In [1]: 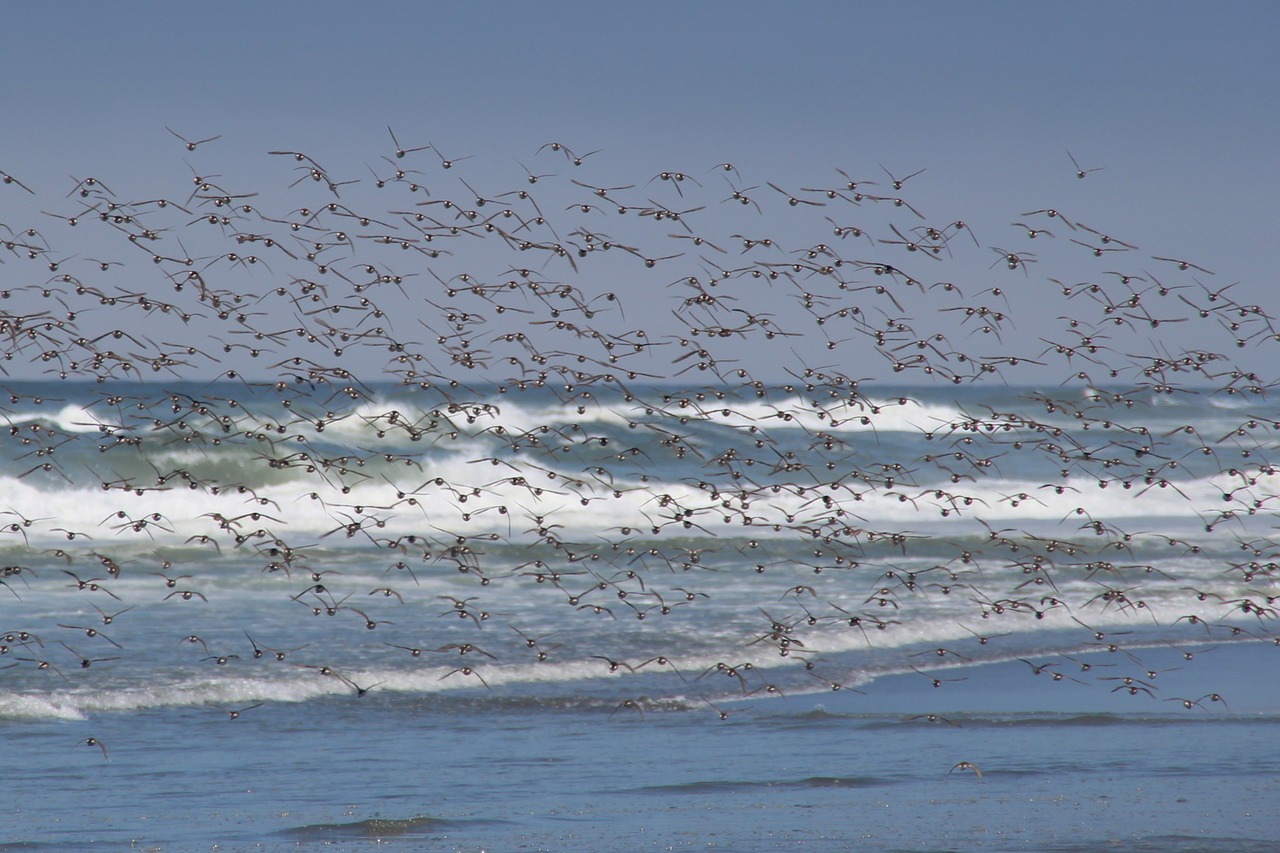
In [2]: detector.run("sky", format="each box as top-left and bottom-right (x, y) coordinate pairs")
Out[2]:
(1, 2), (1277, 385)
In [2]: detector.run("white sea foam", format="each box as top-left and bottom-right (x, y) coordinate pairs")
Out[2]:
(2, 403), (121, 433)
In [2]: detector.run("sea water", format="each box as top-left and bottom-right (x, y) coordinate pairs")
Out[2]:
(2, 379), (1278, 851)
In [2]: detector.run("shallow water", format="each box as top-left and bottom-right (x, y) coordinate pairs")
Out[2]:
(4, 641), (1278, 852)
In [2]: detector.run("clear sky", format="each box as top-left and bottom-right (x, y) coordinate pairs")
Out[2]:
(2, 2), (1277, 384)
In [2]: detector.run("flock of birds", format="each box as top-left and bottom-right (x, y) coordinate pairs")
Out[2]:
(1, 129), (1278, 761)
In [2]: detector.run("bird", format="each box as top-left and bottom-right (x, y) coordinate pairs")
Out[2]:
(1067, 150), (1105, 179)
(214, 702), (264, 720)
(77, 737), (109, 759)
(166, 127), (222, 152)
(0, 125), (1269, 755)
(946, 761), (982, 780)
(609, 699), (646, 721)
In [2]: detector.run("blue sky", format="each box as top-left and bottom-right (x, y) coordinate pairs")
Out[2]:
(1, 2), (1277, 383)
(8, 3), (1272, 165)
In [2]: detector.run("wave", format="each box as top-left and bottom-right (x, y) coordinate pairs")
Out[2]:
(277, 815), (489, 841)
(3, 631), (1260, 722)
(632, 775), (891, 795)
(1, 403), (122, 434)
(0, 459), (1267, 553)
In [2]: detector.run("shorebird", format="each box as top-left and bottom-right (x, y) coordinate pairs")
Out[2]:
(0, 127), (1271, 738)
(946, 761), (982, 780)
(77, 737), (109, 759)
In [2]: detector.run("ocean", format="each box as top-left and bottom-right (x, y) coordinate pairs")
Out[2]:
(2, 380), (1278, 852)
